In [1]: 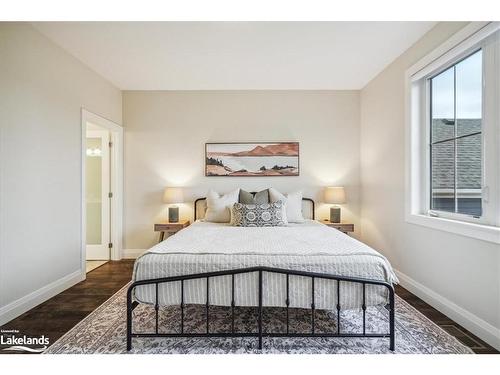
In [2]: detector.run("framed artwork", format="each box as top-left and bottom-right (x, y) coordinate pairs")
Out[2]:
(205, 142), (299, 176)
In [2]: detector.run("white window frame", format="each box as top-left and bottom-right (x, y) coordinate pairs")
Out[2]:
(405, 22), (500, 244)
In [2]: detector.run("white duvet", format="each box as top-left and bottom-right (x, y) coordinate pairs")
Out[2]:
(132, 220), (397, 310)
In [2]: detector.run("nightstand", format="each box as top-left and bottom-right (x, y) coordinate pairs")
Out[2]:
(321, 220), (354, 234)
(154, 220), (190, 243)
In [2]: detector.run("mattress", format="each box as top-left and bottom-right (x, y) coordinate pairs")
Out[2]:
(132, 220), (398, 310)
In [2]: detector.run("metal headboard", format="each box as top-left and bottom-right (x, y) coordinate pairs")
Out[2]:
(194, 192), (315, 221)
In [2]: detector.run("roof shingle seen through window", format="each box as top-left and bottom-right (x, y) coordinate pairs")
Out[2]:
(431, 119), (481, 190)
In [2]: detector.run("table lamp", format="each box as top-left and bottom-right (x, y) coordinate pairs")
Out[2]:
(324, 186), (346, 223)
(163, 187), (184, 223)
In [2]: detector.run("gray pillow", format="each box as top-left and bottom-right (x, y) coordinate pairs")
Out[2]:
(239, 189), (269, 204)
(231, 201), (285, 227)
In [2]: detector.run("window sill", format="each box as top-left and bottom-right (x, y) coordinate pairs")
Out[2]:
(405, 213), (500, 244)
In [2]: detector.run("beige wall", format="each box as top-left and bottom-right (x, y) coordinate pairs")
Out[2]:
(0, 23), (122, 322)
(123, 91), (360, 249)
(360, 22), (500, 348)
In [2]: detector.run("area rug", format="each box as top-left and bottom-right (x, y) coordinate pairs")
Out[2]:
(44, 283), (473, 354)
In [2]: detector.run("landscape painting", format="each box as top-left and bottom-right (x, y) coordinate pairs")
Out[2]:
(205, 142), (299, 176)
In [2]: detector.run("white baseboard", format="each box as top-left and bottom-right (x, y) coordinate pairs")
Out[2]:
(395, 269), (500, 351)
(0, 270), (84, 326)
(122, 248), (146, 259)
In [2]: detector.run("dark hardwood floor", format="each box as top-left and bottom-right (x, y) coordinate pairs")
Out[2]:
(395, 285), (497, 354)
(1, 260), (497, 354)
(0, 260), (134, 354)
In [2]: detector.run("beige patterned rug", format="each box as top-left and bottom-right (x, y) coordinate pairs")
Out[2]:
(44, 283), (473, 354)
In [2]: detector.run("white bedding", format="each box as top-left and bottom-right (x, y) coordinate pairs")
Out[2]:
(132, 220), (398, 310)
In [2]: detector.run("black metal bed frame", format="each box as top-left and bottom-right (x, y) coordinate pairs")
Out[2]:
(126, 196), (395, 351)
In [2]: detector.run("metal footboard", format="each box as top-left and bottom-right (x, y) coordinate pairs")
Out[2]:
(126, 266), (395, 351)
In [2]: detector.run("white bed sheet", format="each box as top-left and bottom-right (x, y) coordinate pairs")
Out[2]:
(132, 220), (397, 310)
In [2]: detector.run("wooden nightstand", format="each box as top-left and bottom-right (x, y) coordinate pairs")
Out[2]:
(321, 220), (354, 234)
(154, 220), (190, 243)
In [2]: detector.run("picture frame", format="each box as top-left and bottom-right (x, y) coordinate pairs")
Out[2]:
(205, 142), (300, 177)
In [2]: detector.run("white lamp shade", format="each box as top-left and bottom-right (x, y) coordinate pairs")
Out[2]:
(324, 186), (346, 204)
(163, 187), (184, 204)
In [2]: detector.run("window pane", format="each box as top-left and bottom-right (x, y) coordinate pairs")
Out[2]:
(431, 140), (455, 213)
(86, 137), (102, 245)
(431, 67), (455, 143)
(456, 50), (482, 137)
(432, 119), (455, 143)
(457, 133), (482, 216)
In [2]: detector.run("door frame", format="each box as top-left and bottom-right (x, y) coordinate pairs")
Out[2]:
(81, 108), (123, 278)
(85, 129), (111, 261)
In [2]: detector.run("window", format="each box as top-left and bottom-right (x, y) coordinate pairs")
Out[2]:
(406, 22), (500, 243)
(430, 50), (483, 217)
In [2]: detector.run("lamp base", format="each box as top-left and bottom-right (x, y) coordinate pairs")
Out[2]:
(168, 207), (179, 223)
(330, 207), (341, 223)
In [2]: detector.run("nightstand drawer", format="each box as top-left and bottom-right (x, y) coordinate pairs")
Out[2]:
(329, 224), (354, 232)
(154, 223), (188, 232)
(321, 221), (354, 233)
(154, 220), (190, 243)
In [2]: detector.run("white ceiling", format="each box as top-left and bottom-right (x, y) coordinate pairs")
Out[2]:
(33, 22), (436, 90)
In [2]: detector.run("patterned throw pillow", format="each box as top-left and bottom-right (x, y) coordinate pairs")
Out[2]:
(231, 201), (286, 227)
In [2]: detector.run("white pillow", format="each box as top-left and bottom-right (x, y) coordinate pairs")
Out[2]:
(268, 188), (304, 223)
(204, 189), (240, 223)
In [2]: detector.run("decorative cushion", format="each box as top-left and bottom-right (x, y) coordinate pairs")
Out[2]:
(231, 201), (286, 227)
(268, 188), (304, 223)
(204, 189), (240, 223)
(239, 189), (269, 204)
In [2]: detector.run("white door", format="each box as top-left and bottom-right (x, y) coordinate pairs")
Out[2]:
(85, 130), (110, 260)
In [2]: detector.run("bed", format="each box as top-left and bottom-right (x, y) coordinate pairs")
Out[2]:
(127, 196), (397, 351)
